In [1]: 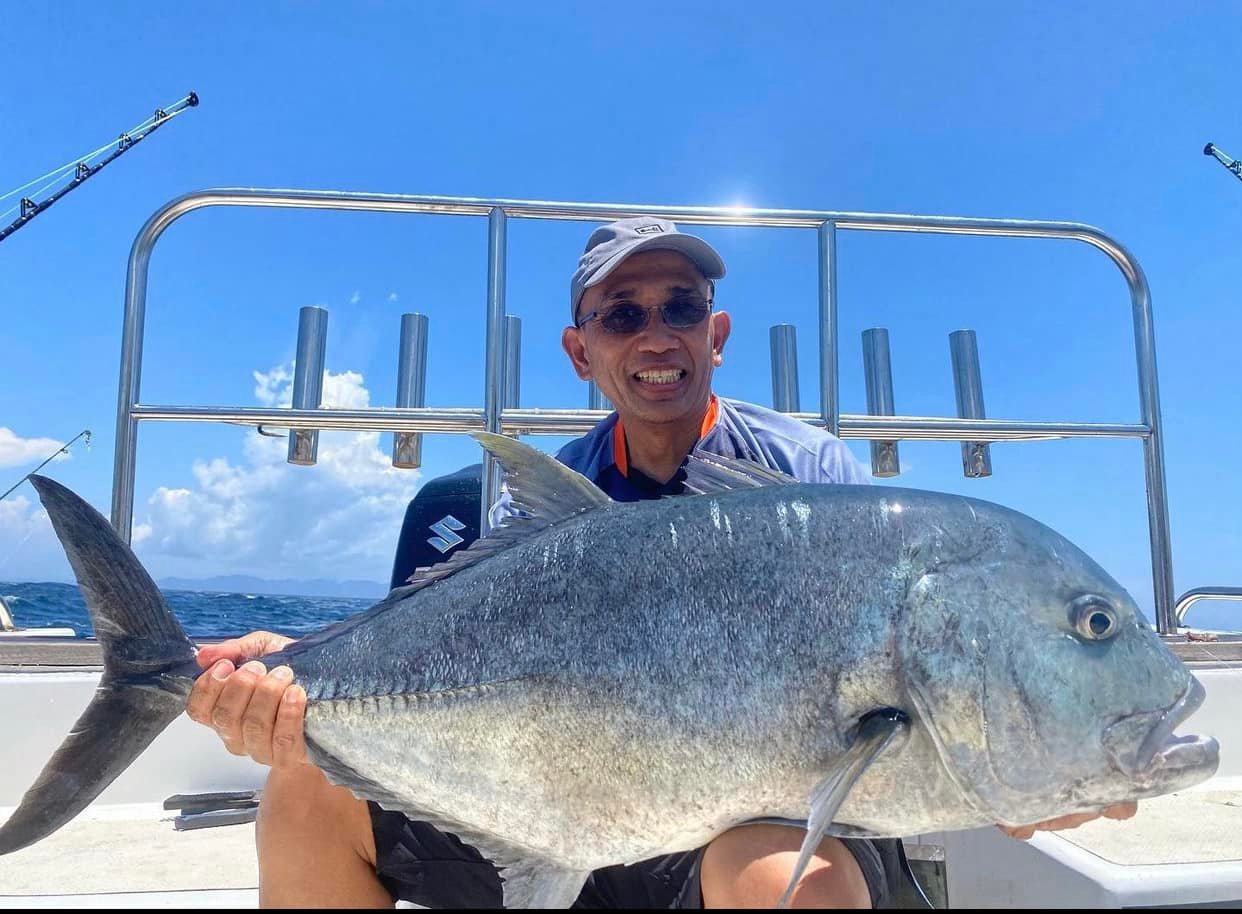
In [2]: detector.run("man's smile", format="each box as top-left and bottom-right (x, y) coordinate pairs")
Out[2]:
(633, 368), (687, 385)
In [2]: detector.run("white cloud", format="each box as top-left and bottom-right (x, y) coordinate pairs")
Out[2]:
(0, 428), (66, 469)
(253, 365), (293, 406)
(134, 365), (421, 583)
(0, 494), (70, 582)
(387, 292), (398, 303)
(349, 290), (361, 305)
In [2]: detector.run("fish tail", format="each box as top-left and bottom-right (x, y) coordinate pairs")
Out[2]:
(0, 476), (197, 855)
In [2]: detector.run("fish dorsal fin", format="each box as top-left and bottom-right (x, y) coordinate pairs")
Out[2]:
(385, 433), (611, 597)
(681, 452), (799, 496)
(288, 436), (613, 652)
(472, 431), (611, 521)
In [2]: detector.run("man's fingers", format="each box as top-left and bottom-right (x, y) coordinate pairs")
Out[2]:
(196, 639), (246, 670)
(187, 659), (235, 725)
(1103, 801), (1138, 821)
(240, 665), (295, 765)
(196, 631), (294, 669)
(999, 824), (1036, 840)
(210, 660), (266, 756)
(1040, 812), (1100, 831)
(246, 631), (295, 655)
(272, 685), (310, 768)
(1001, 802), (1140, 841)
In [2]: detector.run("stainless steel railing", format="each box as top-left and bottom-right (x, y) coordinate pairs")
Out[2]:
(110, 188), (1179, 631)
(1176, 588), (1242, 626)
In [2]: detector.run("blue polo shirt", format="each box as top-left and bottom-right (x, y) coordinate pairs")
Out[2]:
(490, 396), (868, 526)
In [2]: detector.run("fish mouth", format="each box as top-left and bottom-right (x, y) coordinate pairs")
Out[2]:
(1104, 677), (1219, 784)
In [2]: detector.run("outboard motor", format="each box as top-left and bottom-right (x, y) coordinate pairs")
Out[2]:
(389, 463), (484, 589)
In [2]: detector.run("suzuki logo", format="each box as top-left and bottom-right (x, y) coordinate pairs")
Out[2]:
(427, 515), (466, 553)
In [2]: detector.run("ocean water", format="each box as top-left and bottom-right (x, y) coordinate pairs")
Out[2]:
(0, 581), (375, 639)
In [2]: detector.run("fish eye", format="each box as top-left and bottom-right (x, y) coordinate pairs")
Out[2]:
(1070, 594), (1120, 641)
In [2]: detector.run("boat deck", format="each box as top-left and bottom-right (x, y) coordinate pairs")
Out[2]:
(0, 804), (257, 907)
(2, 787), (1239, 907)
(1055, 785), (1242, 866)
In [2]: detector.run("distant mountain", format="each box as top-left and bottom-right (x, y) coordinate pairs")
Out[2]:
(158, 575), (387, 600)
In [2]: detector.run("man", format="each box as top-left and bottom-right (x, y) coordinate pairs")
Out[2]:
(189, 217), (1135, 908)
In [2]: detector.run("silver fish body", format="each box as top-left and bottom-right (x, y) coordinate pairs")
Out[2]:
(0, 435), (1218, 907)
(280, 481), (1212, 869)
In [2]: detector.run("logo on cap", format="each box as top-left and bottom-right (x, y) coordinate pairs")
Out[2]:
(634, 224), (664, 235)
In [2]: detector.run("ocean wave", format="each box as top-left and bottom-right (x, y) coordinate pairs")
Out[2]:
(0, 581), (372, 639)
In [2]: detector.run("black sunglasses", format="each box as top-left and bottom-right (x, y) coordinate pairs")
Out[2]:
(575, 295), (713, 335)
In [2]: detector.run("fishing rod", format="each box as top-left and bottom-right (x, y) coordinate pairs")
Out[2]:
(0, 429), (91, 503)
(1204, 143), (1242, 184)
(0, 92), (198, 244)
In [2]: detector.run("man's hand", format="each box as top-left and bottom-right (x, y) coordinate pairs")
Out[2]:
(999, 801), (1138, 840)
(187, 630), (309, 768)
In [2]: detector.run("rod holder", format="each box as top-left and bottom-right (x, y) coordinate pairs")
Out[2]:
(588, 380), (613, 412)
(503, 315), (521, 410)
(392, 313), (430, 468)
(769, 323), (800, 413)
(950, 329), (992, 478)
(862, 328), (900, 477)
(287, 306), (328, 466)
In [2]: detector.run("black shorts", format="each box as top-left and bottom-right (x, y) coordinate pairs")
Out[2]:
(369, 804), (894, 908)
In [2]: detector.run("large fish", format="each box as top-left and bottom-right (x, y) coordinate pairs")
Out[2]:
(0, 433), (1219, 907)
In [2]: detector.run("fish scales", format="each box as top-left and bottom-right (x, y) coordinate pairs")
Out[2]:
(0, 435), (1218, 910)
(267, 486), (985, 864)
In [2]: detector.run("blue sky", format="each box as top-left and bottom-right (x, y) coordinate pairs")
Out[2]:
(1, 2), (1240, 629)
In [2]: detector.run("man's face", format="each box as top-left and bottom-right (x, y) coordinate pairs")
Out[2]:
(562, 250), (731, 428)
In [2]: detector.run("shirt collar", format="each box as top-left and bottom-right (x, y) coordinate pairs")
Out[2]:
(612, 394), (720, 477)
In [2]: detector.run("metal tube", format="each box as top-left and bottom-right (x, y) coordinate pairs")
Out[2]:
(287, 307), (328, 465)
(392, 313), (429, 469)
(769, 324), (800, 413)
(481, 207), (507, 535)
(135, 405), (485, 431)
(1174, 587), (1242, 625)
(504, 315), (521, 409)
(109, 187), (1178, 624)
(104, 186), (1175, 246)
(588, 381), (613, 412)
(128, 404), (1151, 441)
(862, 329), (900, 477)
(949, 330), (992, 478)
(111, 231), (154, 539)
(817, 222), (839, 437)
(1125, 259), (1176, 634)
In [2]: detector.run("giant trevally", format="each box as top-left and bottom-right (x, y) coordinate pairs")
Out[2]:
(0, 433), (1219, 907)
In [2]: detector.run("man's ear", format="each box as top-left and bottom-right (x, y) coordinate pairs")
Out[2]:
(562, 326), (593, 380)
(710, 311), (731, 368)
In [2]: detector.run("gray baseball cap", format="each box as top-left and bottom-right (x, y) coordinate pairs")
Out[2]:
(569, 217), (726, 321)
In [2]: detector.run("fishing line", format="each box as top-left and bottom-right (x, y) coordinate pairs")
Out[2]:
(0, 430), (92, 578)
(0, 93), (197, 244)
(0, 173), (74, 224)
(0, 93), (191, 205)
(0, 429), (92, 503)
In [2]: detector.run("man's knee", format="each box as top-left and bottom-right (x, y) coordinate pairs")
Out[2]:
(700, 824), (872, 909)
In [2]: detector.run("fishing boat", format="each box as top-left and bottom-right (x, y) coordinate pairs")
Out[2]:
(1, 189), (1238, 908)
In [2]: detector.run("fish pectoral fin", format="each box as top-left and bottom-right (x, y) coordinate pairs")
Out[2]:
(499, 859), (590, 909)
(777, 708), (911, 909)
